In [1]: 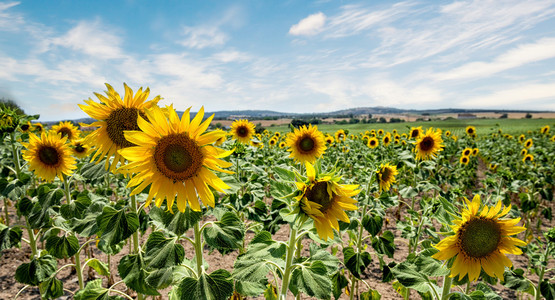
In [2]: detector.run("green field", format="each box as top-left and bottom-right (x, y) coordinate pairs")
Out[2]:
(269, 118), (555, 136)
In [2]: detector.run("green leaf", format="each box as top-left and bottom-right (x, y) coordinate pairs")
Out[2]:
(362, 214), (383, 237)
(149, 205), (202, 237)
(176, 269), (234, 300)
(502, 269), (531, 291)
(331, 270), (348, 300)
(360, 289), (382, 300)
(71, 201), (106, 237)
(146, 266), (179, 290)
(60, 190), (92, 220)
(371, 230), (395, 258)
(16, 196), (34, 217)
(203, 211), (245, 253)
(0, 225), (22, 253)
(74, 279), (125, 300)
(97, 206), (139, 246)
(118, 253), (160, 295)
(448, 291), (486, 300)
(39, 276), (63, 299)
(290, 261), (332, 300)
(263, 284), (279, 300)
(28, 187), (64, 229)
(80, 161), (109, 182)
(540, 280), (555, 300)
(309, 243), (339, 274)
(85, 258), (110, 277)
(413, 255), (450, 277)
(343, 247), (371, 279)
(475, 282), (502, 300)
(45, 235), (79, 259)
(144, 231), (185, 269)
(390, 261), (438, 294)
(15, 255), (57, 286)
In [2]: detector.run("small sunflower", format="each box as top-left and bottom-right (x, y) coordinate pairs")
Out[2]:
(414, 128), (444, 160)
(279, 141), (286, 149)
(377, 129), (384, 136)
(524, 138), (533, 149)
(274, 132), (281, 138)
(472, 148), (479, 156)
(269, 137), (277, 147)
(460, 156), (470, 165)
(286, 124), (326, 164)
(445, 130), (451, 137)
(367, 137), (379, 149)
(295, 162), (360, 240)
(52, 121), (80, 141)
(22, 132), (76, 182)
(409, 126), (423, 139)
(432, 195), (526, 282)
(382, 134), (392, 147)
(518, 134), (525, 143)
(522, 154), (533, 163)
(230, 119), (256, 144)
(33, 122), (43, 132)
(465, 126), (476, 137)
(462, 148), (472, 157)
(376, 163), (398, 192)
(325, 135), (334, 145)
(78, 83), (161, 172)
(551, 135), (555, 142)
(20, 121), (32, 133)
(520, 148), (527, 156)
(71, 139), (91, 159)
(335, 130), (346, 142)
(489, 163), (498, 171)
(251, 140), (264, 149)
(541, 125), (549, 135)
(119, 106), (233, 212)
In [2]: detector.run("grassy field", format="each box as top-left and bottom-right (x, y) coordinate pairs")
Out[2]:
(268, 118), (555, 136)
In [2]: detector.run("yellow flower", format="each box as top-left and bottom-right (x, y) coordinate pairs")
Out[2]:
(286, 124), (326, 164)
(460, 155), (470, 165)
(22, 131), (76, 182)
(19, 121), (32, 133)
(472, 148), (479, 156)
(466, 126), (476, 137)
(414, 128), (444, 160)
(118, 106), (233, 212)
(52, 121), (80, 141)
(541, 125), (549, 135)
(462, 148), (472, 157)
(518, 134), (525, 143)
(325, 135), (334, 145)
(382, 133), (392, 147)
(230, 119), (256, 144)
(335, 129), (346, 142)
(213, 129), (227, 146)
(489, 163), (498, 171)
(279, 141), (286, 149)
(269, 137), (278, 147)
(409, 126), (423, 139)
(445, 130), (451, 137)
(295, 162), (360, 240)
(33, 122), (43, 132)
(78, 83), (161, 172)
(524, 138), (533, 149)
(377, 129), (384, 136)
(71, 139), (91, 159)
(376, 163), (398, 192)
(522, 154), (533, 163)
(432, 195), (526, 282)
(520, 148), (527, 156)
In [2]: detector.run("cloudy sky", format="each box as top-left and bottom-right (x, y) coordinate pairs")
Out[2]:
(1, 0), (555, 121)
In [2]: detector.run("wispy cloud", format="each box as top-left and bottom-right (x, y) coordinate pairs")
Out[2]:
(461, 82), (555, 109)
(180, 26), (228, 49)
(289, 12), (326, 36)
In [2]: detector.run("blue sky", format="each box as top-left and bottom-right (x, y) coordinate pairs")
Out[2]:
(1, 0), (555, 121)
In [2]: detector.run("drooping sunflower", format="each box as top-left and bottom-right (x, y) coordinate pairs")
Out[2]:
(541, 125), (549, 135)
(460, 155), (470, 165)
(409, 126), (423, 139)
(118, 106), (233, 212)
(522, 154), (533, 163)
(71, 139), (91, 159)
(376, 163), (398, 192)
(295, 162), (360, 240)
(78, 83), (162, 172)
(382, 134), (392, 147)
(335, 129), (346, 142)
(465, 126), (476, 136)
(286, 124), (326, 164)
(52, 121), (80, 141)
(432, 195), (526, 282)
(472, 148), (479, 156)
(230, 119), (256, 144)
(414, 128), (444, 160)
(367, 137), (379, 149)
(524, 138), (533, 149)
(22, 132), (77, 182)
(462, 148), (472, 157)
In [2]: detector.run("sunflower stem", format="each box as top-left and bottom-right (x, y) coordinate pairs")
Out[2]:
(535, 243), (549, 300)
(3, 197), (9, 226)
(440, 275), (452, 300)
(74, 237), (85, 290)
(279, 226), (298, 300)
(9, 132), (21, 178)
(129, 194), (143, 300)
(63, 175), (72, 205)
(25, 217), (37, 258)
(193, 222), (204, 279)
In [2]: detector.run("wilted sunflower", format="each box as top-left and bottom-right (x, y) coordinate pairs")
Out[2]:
(71, 139), (91, 159)
(230, 119), (256, 144)
(119, 106), (233, 212)
(22, 132), (76, 182)
(335, 129), (346, 142)
(524, 138), (533, 149)
(465, 126), (476, 136)
(432, 195), (526, 282)
(409, 126), (423, 139)
(382, 134), (392, 147)
(522, 154), (533, 163)
(472, 148), (479, 156)
(376, 163), (398, 192)
(295, 162), (360, 240)
(286, 125), (326, 163)
(541, 125), (549, 135)
(460, 156), (470, 165)
(78, 83), (161, 172)
(414, 128), (444, 160)
(520, 148), (527, 156)
(52, 121), (80, 141)
(462, 148), (472, 157)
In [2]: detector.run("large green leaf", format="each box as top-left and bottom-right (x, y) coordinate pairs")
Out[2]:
(45, 235), (79, 259)
(39, 276), (63, 299)
(149, 205), (202, 237)
(28, 186), (64, 229)
(97, 206), (139, 246)
(390, 261), (440, 294)
(540, 280), (555, 300)
(71, 201), (107, 237)
(331, 270), (349, 300)
(60, 190), (92, 220)
(502, 269), (531, 292)
(343, 246), (371, 279)
(144, 231), (185, 269)
(290, 260), (332, 300)
(308, 243), (340, 274)
(203, 211), (245, 253)
(15, 255), (57, 286)
(74, 279), (125, 300)
(175, 269), (234, 300)
(0, 224), (22, 254)
(146, 266), (189, 290)
(85, 258), (111, 277)
(448, 291), (486, 300)
(475, 283), (502, 300)
(371, 230), (395, 258)
(118, 253), (160, 295)
(362, 214), (383, 237)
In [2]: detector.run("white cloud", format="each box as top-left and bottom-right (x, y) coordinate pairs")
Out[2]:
(289, 12), (326, 36)
(211, 50), (250, 63)
(180, 26), (228, 49)
(0, 1), (23, 31)
(461, 82), (555, 108)
(360, 79), (442, 106)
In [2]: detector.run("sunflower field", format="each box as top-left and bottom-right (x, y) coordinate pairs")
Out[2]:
(0, 83), (554, 300)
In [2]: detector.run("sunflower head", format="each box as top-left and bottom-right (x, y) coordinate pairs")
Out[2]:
(460, 155), (470, 165)
(432, 195), (526, 282)
(269, 137), (277, 146)
(541, 125), (549, 135)
(472, 148), (479, 156)
(78, 83), (162, 172)
(489, 163), (498, 171)
(382, 134), (392, 146)
(274, 132), (281, 137)
(279, 141), (286, 149)
(325, 135), (334, 145)
(465, 126), (476, 137)
(409, 126), (423, 139)
(0, 106), (20, 135)
(518, 134), (525, 143)
(334, 129), (346, 142)
(295, 162), (360, 240)
(20, 121), (32, 133)
(71, 139), (91, 159)
(551, 135), (555, 142)
(286, 124), (326, 164)
(119, 106), (233, 212)
(524, 138), (533, 149)
(462, 148), (472, 157)
(520, 148), (528, 156)
(230, 119), (256, 144)
(22, 132), (77, 182)
(523, 154), (533, 163)
(414, 128), (444, 160)
(377, 129), (384, 136)
(445, 130), (451, 137)
(51, 121), (80, 141)
(376, 163), (398, 192)
(33, 122), (44, 132)
(213, 129), (227, 146)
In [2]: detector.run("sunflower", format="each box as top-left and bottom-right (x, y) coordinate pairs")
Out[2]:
(33, 122), (43, 132)
(382, 134), (392, 147)
(414, 128), (444, 160)
(362, 135), (370, 143)
(409, 126), (423, 139)
(465, 126), (476, 136)
(22, 132), (76, 182)
(472, 148), (479, 156)
(551, 135), (555, 142)
(518, 135), (525, 143)
(20, 121), (32, 133)
(445, 130), (451, 137)
(460, 156), (470, 165)
(274, 132), (281, 138)
(524, 138), (533, 149)
(119, 106), (233, 212)
(52, 121), (80, 141)
(520, 148), (527, 156)
(541, 125), (549, 135)
(269, 137), (277, 147)
(335, 130), (346, 142)
(462, 148), (472, 157)
(325, 135), (334, 145)
(377, 129), (384, 136)
(432, 195), (526, 282)
(286, 124), (326, 164)
(78, 83), (161, 172)
(367, 137), (379, 149)
(251, 140), (264, 149)
(376, 163), (398, 192)
(522, 154), (533, 163)
(489, 163), (498, 171)
(279, 141), (286, 149)
(71, 139), (91, 159)
(230, 119), (256, 144)
(213, 129), (227, 146)
(295, 162), (360, 240)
